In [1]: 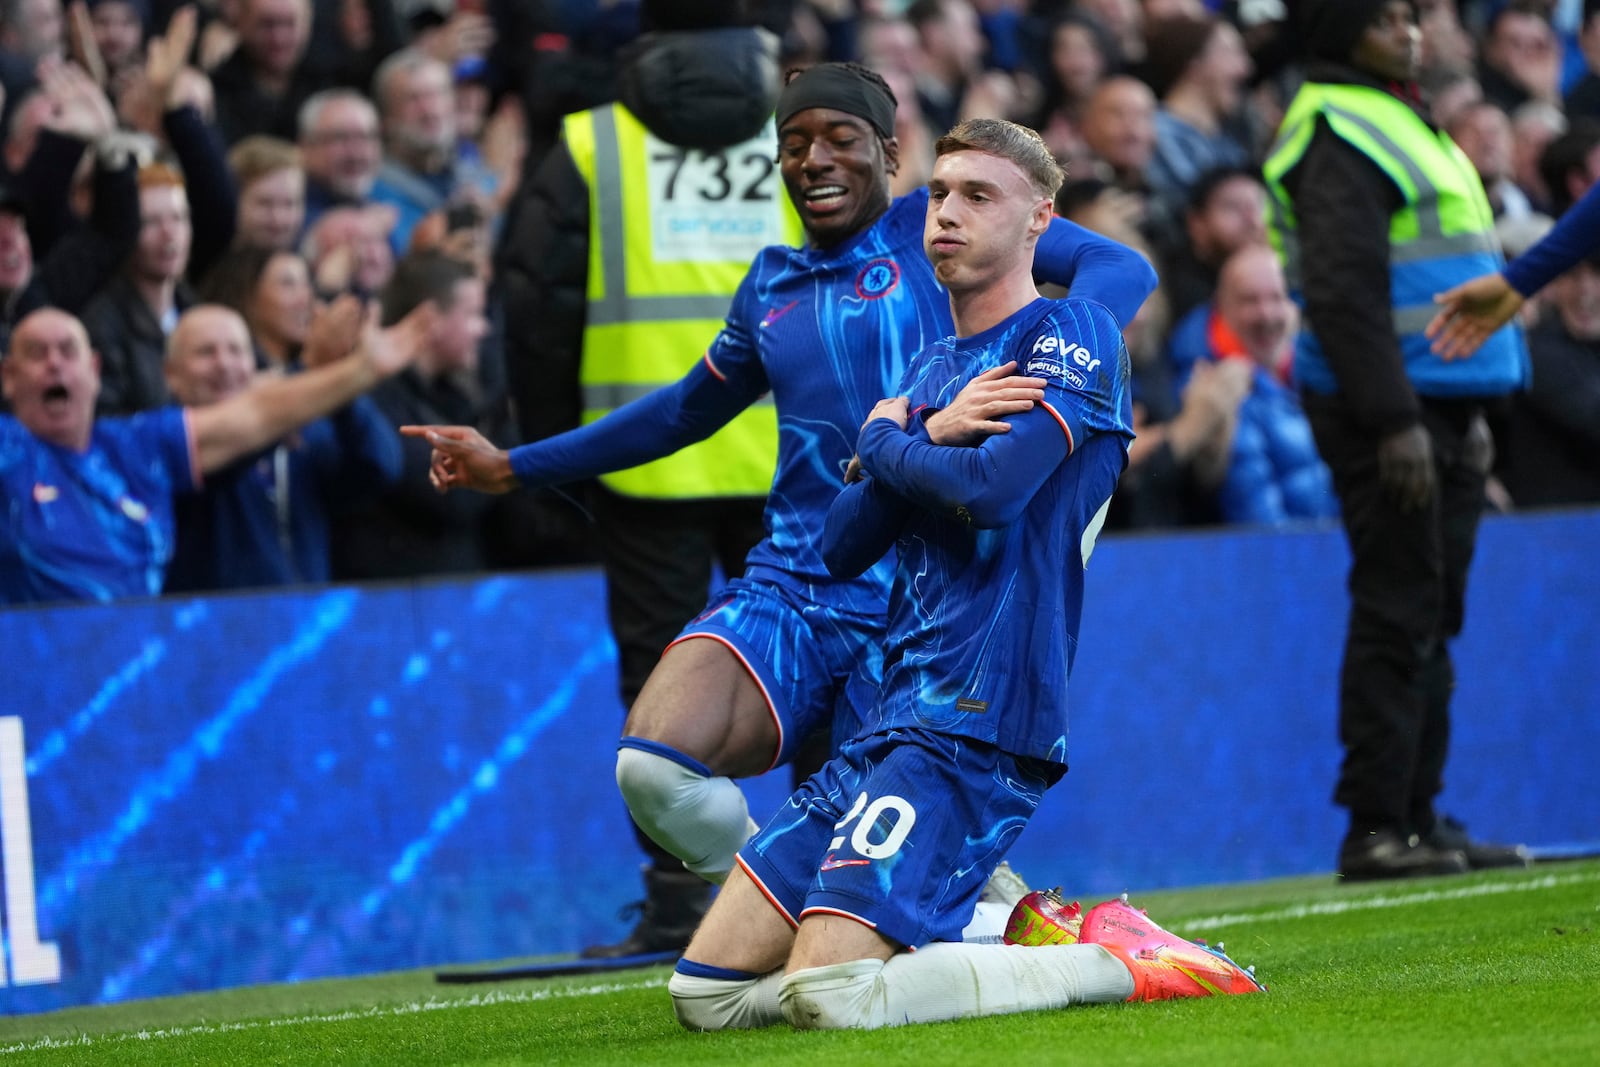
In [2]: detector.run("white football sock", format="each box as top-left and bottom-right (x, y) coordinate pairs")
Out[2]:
(615, 743), (759, 884)
(778, 942), (1135, 1030)
(669, 968), (785, 1030)
(960, 901), (1013, 944)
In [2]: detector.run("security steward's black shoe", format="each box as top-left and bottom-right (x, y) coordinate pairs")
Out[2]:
(580, 867), (711, 959)
(1338, 827), (1469, 882)
(1423, 815), (1533, 870)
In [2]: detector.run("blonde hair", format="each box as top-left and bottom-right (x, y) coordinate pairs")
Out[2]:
(934, 118), (1065, 199)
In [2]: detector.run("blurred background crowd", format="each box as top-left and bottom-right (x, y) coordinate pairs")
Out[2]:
(1, 0), (1596, 601)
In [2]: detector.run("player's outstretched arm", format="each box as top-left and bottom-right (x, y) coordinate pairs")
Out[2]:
(1426, 273), (1523, 360)
(924, 361), (1046, 446)
(474, 360), (757, 490)
(400, 424), (518, 494)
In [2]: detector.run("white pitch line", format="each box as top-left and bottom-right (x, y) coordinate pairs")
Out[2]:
(7, 868), (1597, 1054)
(1180, 868), (1600, 932)
(0, 974), (669, 1055)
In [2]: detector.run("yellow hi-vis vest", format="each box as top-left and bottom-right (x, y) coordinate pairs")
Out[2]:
(1263, 82), (1527, 397)
(564, 103), (801, 499)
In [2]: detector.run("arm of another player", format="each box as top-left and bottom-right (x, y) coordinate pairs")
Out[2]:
(1033, 216), (1159, 329)
(1429, 160), (1600, 358)
(1424, 273), (1523, 361)
(403, 357), (760, 494)
(820, 469), (913, 579)
(857, 393), (1074, 528)
(824, 398), (916, 577)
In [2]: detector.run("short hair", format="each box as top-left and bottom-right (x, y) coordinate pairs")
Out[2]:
(1185, 164), (1265, 216)
(297, 87), (374, 141)
(934, 118), (1064, 199)
(137, 160), (186, 191)
(227, 135), (301, 188)
(197, 244), (280, 317)
(371, 48), (442, 115)
(905, 0), (951, 32)
(1538, 118), (1600, 214)
(380, 249), (476, 326)
(1054, 176), (1113, 221)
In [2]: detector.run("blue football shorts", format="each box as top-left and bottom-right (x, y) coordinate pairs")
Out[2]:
(736, 727), (1056, 948)
(669, 576), (882, 770)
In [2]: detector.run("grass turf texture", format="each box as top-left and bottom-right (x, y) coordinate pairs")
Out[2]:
(3, 861), (1596, 1066)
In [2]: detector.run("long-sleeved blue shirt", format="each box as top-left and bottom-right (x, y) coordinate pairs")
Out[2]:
(1503, 180), (1600, 297)
(819, 297), (1134, 766)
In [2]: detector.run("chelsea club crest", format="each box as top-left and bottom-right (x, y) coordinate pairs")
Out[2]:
(854, 259), (900, 300)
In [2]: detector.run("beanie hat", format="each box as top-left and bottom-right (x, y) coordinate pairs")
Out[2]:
(640, 0), (747, 33)
(1295, 0), (1411, 65)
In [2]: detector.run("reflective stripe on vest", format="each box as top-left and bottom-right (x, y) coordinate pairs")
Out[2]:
(566, 104), (801, 498)
(1262, 83), (1527, 397)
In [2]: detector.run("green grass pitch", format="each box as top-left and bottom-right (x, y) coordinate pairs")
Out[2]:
(3, 860), (1596, 1066)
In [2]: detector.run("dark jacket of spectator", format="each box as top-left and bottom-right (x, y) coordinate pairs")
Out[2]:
(1, 145), (140, 355)
(164, 103), (239, 281)
(1501, 311), (1600, 506)
(82, 274), (196, 415)
(210, 47), (321, 146)
(330, 366), (511, 579)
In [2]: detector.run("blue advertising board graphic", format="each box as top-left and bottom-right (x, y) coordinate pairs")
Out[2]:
(1, 511), (1596, 1013)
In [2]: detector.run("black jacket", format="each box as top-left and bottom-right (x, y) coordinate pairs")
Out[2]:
(1278, 61), (1422, 436)
(330, 366), (514, 580)
(0, 145), (139, 358)
(82, 274), (196, 416)
(1501, 312), (1600, 507)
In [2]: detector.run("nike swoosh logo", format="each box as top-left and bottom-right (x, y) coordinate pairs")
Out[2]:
(760, 300), (799, 328)
(819, 852), (871, 871)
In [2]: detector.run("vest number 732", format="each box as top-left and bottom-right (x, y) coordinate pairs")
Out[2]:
(650, 148), (776, 203)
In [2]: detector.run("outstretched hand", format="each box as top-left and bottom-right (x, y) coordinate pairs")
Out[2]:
(359, 300), (435, 378)
(1426, 272), (1523, 360)
(925, 361), (1046, 446)
(37, 55), (117, 142)
(301, 293), (365, 368)
(146, 5), (198, 107)
(398, 424), (518, 495)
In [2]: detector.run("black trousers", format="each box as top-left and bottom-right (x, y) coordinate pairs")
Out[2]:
(590, 487), (771, 870)
(1305, 396), (1490, 832)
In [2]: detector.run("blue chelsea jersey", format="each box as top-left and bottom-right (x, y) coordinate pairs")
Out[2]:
(0, 408), (197, 605)
(705, 189), (953, 618)
(875, 297), (1133, 765)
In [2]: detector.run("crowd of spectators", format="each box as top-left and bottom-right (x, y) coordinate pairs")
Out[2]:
(1, 0), (1597, 606)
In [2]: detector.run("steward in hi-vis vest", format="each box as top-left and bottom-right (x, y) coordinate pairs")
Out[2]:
(564, 102), (801, 499)
(1268, 0), (1535, 885)
(1264, 80), (1528, 404)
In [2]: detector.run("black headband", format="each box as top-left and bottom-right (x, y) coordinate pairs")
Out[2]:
(776, 65), (897, 139)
